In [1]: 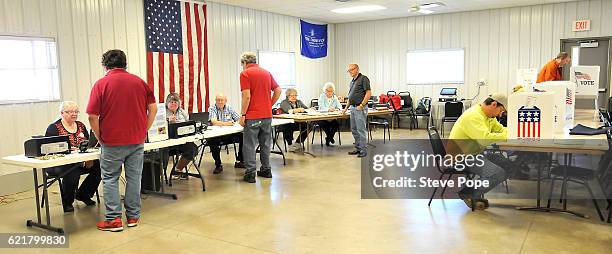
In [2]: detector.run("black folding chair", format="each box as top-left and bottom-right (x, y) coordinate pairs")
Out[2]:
(441, 101), (463, 137)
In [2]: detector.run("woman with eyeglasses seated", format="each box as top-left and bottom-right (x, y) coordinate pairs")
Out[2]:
(279, 88), (310, 152)
(317, 82), (342, 146)
(165, 93), (199, 178)
(45, 101), (101, 213)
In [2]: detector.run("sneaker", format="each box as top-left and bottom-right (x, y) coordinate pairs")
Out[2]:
(458, 192), (487, 210)
(213, 165), (223, 174)
(257, 170), (272, 178)
(289, 143), (303, 152)
(325, 138), (332, 147)
(97, 218), (123, 232)
(127, 218), (139, 227)
(357, 152), (367, 158)
(234, 161), (245, 168)
(243, 173), (256, 183)
(348, 150), (360, 155)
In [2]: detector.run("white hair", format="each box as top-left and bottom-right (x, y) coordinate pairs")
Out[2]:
(323, 82), (336, 93)
(59, 101), (78, 113)
(240, 51), (257, 64)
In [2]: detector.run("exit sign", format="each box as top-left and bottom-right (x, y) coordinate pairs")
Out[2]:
(573, 20), (591, 32)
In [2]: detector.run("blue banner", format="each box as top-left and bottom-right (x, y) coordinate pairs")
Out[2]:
(300, 20), (327, 59)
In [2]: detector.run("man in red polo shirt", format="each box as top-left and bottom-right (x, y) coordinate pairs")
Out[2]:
(87, 49), (157, 232)
(238, 51), (282, 183)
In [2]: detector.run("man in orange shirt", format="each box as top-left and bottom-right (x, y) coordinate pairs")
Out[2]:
(536, 52), (570, 83)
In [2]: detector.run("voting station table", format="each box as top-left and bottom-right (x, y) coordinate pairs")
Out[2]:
(0, 118), (294, 234)
(273, 109), (394, 156)
(495, 110), (609, 219)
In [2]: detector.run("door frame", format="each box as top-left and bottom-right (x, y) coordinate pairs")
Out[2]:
(560, 36), (612, 100)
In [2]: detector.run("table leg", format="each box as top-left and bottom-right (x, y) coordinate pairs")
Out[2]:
(516, 152), (589, 219)
(26, 168), (64, 234)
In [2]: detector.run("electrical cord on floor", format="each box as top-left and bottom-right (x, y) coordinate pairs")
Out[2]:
(0, 190), (35, 206)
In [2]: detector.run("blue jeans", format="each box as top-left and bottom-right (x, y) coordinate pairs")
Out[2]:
(350, 106), (368, 154)
(243, 118), (272, 175)
(100, 144), (144, 221)
(460, 154), (509, 198)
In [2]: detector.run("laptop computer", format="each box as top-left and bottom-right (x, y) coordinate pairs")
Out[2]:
(189, 112), (209, 132)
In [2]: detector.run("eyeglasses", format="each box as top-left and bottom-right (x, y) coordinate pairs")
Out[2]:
(63, 110), (79, 114)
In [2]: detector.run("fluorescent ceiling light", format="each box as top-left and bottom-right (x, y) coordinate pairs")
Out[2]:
(421, 2), (445, 9)
(417, 9), (435, 14)
(331, 5), (387, 14)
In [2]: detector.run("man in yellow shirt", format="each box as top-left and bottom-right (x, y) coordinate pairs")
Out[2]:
(449, 94), (509, 210)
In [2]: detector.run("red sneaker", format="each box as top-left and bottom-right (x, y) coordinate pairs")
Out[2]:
(127, 218), (139, 227)
(97, 218), (123, 232)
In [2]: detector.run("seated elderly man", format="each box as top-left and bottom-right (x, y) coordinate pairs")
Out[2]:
(207, 93), (245, 174)
(279, 88), (310, 151)
(45, 101), (101, 213)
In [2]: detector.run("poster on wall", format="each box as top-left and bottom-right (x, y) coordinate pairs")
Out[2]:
(508, 92), (555, 141)
(148, 103), (169, 142)
(516, 68), (538, 88)
(569, 65), (600, 98)
(300, 20), (328, 59)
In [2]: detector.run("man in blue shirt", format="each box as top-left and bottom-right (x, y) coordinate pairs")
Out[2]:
(208, 93), (244, 174)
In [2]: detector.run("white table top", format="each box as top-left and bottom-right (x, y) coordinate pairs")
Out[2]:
(496, 109), (609, 154)
(1, 118), (295, 172)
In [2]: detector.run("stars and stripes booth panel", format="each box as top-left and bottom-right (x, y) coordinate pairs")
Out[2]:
(508, 92), (555, 140)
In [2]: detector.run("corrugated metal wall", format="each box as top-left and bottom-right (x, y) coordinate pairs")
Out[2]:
(335, 0), (612, 103)
(0, 0), (335, 180)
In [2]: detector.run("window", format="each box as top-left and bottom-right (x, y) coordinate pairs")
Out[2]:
(0, 36), (60, 104)
(406, 49), (464, 85)
(258, 51), (296, 89)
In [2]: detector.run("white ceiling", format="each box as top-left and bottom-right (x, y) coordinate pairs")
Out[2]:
(206, 0), (577, 23)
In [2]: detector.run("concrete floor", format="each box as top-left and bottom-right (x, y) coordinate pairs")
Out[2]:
(0, 129), (610, 253)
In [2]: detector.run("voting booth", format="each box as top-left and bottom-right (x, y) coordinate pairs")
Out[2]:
(533, 81), (576, 132)
(508, 92), (555, 141)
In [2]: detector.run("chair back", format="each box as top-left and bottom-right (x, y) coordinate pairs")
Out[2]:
(310, 99), (319, 109)
(398, 92), (413, 109)
(444, 101), (464, 118)
(415, 97), (432, 114)
(427, 126), (446, 157)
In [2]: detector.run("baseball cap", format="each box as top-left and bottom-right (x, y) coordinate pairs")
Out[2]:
(488, 93), (507, 109)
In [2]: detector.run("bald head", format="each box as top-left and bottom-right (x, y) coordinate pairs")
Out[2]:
(347, 64), (360, 78)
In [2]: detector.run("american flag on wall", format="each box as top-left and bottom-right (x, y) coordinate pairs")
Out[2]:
(517, 106), (541, 139)
(144, 0), (209, 113)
